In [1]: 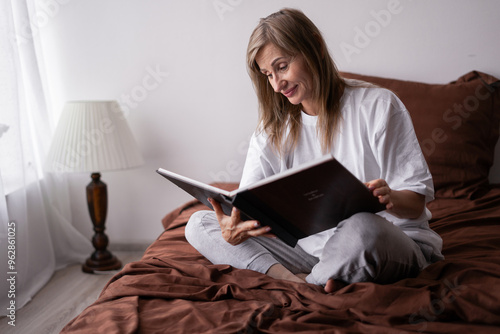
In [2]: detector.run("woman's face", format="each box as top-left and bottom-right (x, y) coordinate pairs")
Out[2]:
(255, 43), (318, 115)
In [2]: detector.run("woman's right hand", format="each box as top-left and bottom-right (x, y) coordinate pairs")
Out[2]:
(208, 198), (274, 246)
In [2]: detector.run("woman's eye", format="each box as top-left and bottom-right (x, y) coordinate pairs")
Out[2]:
(279, 64), (288, 72)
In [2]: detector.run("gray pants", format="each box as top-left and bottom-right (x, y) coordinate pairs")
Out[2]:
(185, 211), (427, 285)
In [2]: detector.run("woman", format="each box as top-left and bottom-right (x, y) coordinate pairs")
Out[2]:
(185, 8), (443, 292)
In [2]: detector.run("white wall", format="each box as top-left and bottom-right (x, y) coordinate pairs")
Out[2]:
(36, 0), (500, 246)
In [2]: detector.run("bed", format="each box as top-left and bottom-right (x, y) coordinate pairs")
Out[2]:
(61, 71), (500, 333)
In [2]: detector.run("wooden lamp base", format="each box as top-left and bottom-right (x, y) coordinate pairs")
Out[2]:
(82, 172), (122, 274)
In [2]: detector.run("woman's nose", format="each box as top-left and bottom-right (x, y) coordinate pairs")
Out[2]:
(272, 75), (285, 93)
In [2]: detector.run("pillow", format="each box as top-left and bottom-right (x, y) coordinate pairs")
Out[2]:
(341, 71), (500, 199)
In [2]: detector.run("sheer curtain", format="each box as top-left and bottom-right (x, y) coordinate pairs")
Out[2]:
(0, 0), (91, 315)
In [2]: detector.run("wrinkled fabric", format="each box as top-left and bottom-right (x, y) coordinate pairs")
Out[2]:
(62, 186), (500, 334)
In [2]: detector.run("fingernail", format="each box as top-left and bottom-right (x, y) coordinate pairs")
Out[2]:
(254, 222), (260, 228)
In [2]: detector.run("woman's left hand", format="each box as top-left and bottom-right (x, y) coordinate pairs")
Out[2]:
(365, 179), (394, 210)
(365, 179), (425, 219)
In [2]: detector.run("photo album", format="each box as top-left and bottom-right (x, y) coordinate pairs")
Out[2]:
(157, 154), (385, 247)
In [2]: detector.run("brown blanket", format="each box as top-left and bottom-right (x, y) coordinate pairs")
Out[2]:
(62, 186), (500, 333)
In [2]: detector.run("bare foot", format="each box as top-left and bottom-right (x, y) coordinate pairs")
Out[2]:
(267, 264), (306, 283)
(324, 279), (347, 293)
(296, 273), (308, 280)
(324, 279), (335, 293)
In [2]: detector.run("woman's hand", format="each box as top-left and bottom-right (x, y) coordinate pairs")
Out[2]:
(365, 179), (425, 219)
(208, 198), (274, 246)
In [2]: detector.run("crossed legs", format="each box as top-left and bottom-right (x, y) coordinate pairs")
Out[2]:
(185, 211), (427, 289)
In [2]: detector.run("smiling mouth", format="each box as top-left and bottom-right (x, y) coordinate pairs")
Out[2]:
(283, 85), (298, 98)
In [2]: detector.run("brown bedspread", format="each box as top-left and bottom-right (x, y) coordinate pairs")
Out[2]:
(62, 185), (500, 334)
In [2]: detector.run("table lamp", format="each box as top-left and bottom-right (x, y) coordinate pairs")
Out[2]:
(45, 100), (144, 274)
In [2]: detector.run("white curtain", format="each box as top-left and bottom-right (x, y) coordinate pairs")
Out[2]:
(0, 0), (91, 315)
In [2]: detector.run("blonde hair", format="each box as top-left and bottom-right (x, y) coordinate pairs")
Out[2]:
(247, 8), (346, 156)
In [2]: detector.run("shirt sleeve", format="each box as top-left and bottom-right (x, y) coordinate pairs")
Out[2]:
(239, 131), (277, 189)
(371, 93), (435, 203)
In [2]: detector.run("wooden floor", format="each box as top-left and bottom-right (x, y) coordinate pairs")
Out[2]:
(0, 250), (145, 334)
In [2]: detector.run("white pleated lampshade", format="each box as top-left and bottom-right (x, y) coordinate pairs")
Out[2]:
(45, 100), (144, 173)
